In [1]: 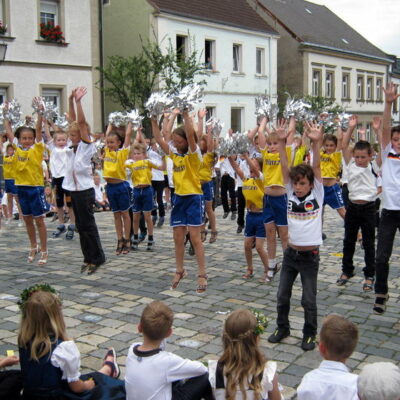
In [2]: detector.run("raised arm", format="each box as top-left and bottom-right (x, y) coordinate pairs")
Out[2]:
(286, 116), (296, 146)
(73, 87), (91, 143)
(151, 116), (169, 155)
(67, 90), (77, 123)
(372, 116), (382, 147)
(124, 122), (132, 148)
(336, 126), (343, 151)
(163, 109), (179, 143)
(135, 126), (145, 144)
(276, 119), (290, 184)
(228, 155), (245, 181)
(34, 99), (44, 143)
(257, 117), (268, 149)
(247, 125), (259, 143)
(341, 115), (357, 165)
(3, 102), (14, 142)
(206, 124), (214, 152)
(382, 82), (399, 148)
(243, 153), (260, 178)
(183, 110), (197, 153)
(305, 121), (323, 182)
(197, 109), (206, 140)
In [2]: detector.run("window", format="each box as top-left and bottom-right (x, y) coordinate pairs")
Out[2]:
(232, 44), (242, 73)
(0, 1), (3, 22)
(206, 106), (216, 118)
(367, 77), (373, 100)
(40, 0), (58, 25)
(231, 107), (243, 132)
(312, 70), (321, 96)
(325, 71), (334, 98)
(256, 47), (265, 75)
(0, 87), (6, 104)
(366, 123), (371, 142)
(102, 0), (110, 4)
(42, 88), (61, 109)
(394, 97), (399, 114)
(357, 76), (364, 100)
(204, 39), (215, 70)
(176, 35), (187, 61)
(342, 74), (350, 99)
(376, 78), (382, 101)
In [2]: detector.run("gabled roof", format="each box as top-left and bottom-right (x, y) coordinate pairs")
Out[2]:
(148, 0), (278, 35)
(257, 0), (390, 61)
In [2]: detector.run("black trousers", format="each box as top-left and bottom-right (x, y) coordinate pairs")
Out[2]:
(70, 189), (105, 265)
(277, 247), (319, 336)
(375, 209), (400, 294)
(172, 373), (214, 400)
(220, 174), (236, 213)
(237, 187), (245, 227)
(342, 201), (376, 278)
(151, 180), (165, 218)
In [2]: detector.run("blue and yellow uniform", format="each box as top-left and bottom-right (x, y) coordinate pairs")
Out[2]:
(199, 152), (215, 202)
(126, 159), (159, 213)
(169, 146), (204, 226)
(3, 153), (17, 195)
(103, 147), (132, 212)
(13, 141), (49, 217)
(262, 147), (292, 226)
(320, 150), (344, 209)
(292, 145), (307, 167)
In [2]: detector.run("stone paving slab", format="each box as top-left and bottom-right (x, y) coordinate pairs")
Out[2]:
(1, 207), (400, 399)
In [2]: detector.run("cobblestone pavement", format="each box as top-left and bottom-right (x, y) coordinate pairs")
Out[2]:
(0, 206), (399, 399)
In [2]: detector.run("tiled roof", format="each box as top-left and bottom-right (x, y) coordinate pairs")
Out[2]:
(148, 0), (278, 35)
(257, 0), (389, 60)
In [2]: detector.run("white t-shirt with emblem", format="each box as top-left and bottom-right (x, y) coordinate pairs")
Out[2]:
(286, 179), (324, 246)
(381, 143), (400, 210)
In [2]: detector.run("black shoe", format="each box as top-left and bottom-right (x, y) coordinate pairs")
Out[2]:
(52, 224), (66, 238)
(131, 240), (139, 250)
(268, 328), (290, 343)
(138, 232), (146, 243)
(223, 212), (229, 219)
(322, 233), (327, 240)
(157, 216), (165, 228)
(301, 335), (316, 351)
(146, 240), (154, 251)
(65, 225), (75, 240)
(236, 225), (244, 234)
(231, 211), (237, 221)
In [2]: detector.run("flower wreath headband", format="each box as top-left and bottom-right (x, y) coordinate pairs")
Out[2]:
(18, 283), (61, 316)
(225, 309), (269, 342)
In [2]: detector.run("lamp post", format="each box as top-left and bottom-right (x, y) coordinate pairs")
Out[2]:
(0, 42), (7, 63)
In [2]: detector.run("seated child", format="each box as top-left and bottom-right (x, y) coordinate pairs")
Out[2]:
(94, 174), (110, 211)
(18, 284), (125, 400)
(125, 301), (212, 400)
(297, 314), (359, 400)
(208, 309), (281, 400)
(358, 362), (400, 400)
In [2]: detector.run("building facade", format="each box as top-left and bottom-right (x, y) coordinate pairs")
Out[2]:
(0, 0), (102, 131)
(102, 0), (279, 133)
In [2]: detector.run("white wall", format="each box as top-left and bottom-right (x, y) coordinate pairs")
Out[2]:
(156, 14), (278, 131)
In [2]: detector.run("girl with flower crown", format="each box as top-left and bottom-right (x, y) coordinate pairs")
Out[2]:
(17, 284), (125, 400)
(208, 309), (282, 400)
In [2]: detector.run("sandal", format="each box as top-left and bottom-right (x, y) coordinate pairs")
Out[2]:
(103, 347), (120, 378)
(171, 269), (187, 290)
(27, 246), (39, 263)
(201, 230), (208, 242)
(38, 251), (48, 266)
(242, 268), (254, 279)
(373, 294), (389, 315)
(258, 272), (271, 283)
(122, 239), (130, 255)
(362, 277), (374, 292)
(196, 274), (208, 294)
(209, 231), (218, 244)
(115, 239), (124, 255)
(87, 263), (100, 275)
(336, 273), (354, 286)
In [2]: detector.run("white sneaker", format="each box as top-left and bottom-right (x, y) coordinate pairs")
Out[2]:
(18, 221), (23, 227)
(5, 218), (11, 225)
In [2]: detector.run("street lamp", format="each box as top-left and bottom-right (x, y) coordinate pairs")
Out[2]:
(0, 43), (7, 63)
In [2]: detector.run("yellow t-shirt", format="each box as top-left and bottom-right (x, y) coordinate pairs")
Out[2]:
(3, 155), (15, 180)
(262, 147), (292, 188)
(293, 145), (307, 167)
(242, 176), (264, 209)
(13, 142), (45, 186)
(103, 147), (130, 180)
(126, 159), (158, 186)
(198, 152), (215, 182)
(170, 148), (202, 195)
(320, 150), (342, 179)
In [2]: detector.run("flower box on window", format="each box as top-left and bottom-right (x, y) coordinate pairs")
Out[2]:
(40, 22), (65, 44)
(0, 20), (7, 35)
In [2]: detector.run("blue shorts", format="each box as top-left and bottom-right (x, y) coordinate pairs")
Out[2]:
(170, 194), (205, 227)
(245, 211), (266, 238)
(5, 179), (17, 195)
(132, 186), (155, 213)
(323, 183), (344, 209)
(105, 181), (132, 212)
(263, 194), (288, 226)
(201, 181), (214, 202)
(17, 186), (50, 217)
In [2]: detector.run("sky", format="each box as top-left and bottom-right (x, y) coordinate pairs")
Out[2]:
(310, 0), (400, 56)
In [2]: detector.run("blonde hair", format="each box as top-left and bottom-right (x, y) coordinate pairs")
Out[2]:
(219, 309), (266, 400)
(140, 301), (173, 341)
(266, 131), (279, 144)
(131, 142), (147, 154)
(18, 291), (68, 361)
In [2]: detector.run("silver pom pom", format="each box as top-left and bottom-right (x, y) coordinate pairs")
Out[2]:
(108, 111), (127, 128)
(125, 109), (144, 129)
(32, 97), (58, 121)
(206, 117), (224, 138)
(55, 114), (69, 130)
(255, 96), (278, 121)
(171, 83), (204, 112)
(337, 112), (352, 131)
(283, 94), (312, 121)
(217, 132), (249, 156)
(0, 99), (22, 128)
(145, 92), (173, 117)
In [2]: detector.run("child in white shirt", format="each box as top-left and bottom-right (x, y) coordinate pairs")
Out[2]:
(125, 301), (212, 400)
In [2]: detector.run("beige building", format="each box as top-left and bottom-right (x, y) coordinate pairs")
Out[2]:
(0, 0), (103, 131)
(249, 0), (393, 140)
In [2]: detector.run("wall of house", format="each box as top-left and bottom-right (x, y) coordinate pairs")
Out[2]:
(156, 14), (278, 132)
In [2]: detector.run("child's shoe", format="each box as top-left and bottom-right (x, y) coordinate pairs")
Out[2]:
(131, 240), (139, 251)
(52, 224), (66, 238)
(65, 224), (75, 240)
(268, 328), (290, 343)
(301, 335), (316, 351)
(138, 232), (147, 242)
(157, 216), (165, 228)
(146, 239), (154, 251)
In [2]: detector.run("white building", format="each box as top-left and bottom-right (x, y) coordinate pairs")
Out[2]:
(103, 0), (279, 133)
(0, 0), (102, 130)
